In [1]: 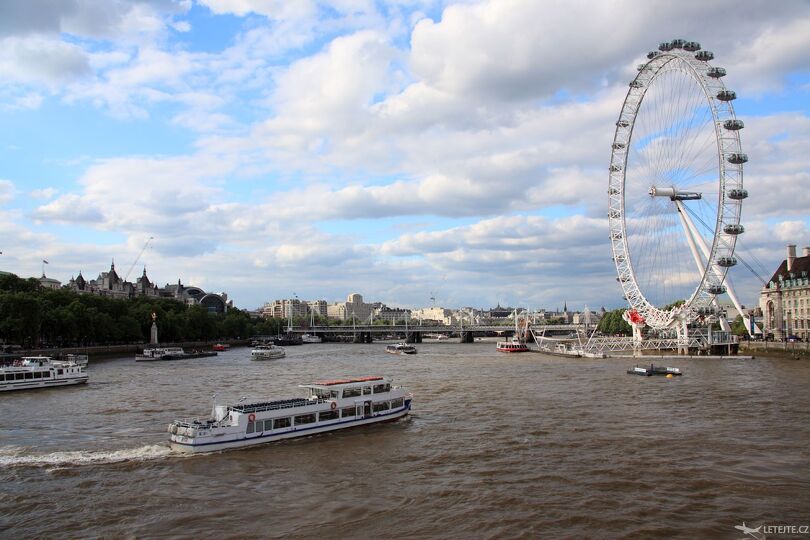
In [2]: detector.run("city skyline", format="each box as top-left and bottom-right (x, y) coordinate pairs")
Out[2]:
(1, 1), (810, 310)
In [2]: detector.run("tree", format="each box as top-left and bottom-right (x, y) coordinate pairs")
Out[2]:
(597, 308), (632, 335)
(730, 315), (748, 336)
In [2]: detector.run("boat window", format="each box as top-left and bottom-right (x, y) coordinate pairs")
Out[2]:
(25, 372), (33, 379)
(362, 387), (371, 395)
(57, 369), (63, 375)
(0, 374), (5, 382)
(273, 417), (291, 429)
(294, 414), (316, 425)
(43, 372), (50, 378)
(372, 401), (390, 413)
(319, 410), (338, 421)
(373, 384), (387, 393)
(343, 387), (361, 398)
(16, 373), (24, 380)
(246, 422), (255, 434)
(391, 398), (404, 408)
(341, 407), (356, 418)
(330, 390), (339, 398)
(33, 372), (42, 379)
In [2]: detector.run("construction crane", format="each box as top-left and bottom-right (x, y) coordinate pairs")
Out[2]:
(124, 236), (154, 281)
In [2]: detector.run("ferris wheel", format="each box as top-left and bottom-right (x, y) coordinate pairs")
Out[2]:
(608, 39), (748, 332)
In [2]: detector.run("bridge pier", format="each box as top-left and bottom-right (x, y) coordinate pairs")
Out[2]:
(460, 331), (474, 343)
(405, 332), (422, 344)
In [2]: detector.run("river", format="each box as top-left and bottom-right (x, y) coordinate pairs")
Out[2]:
(1, 342), (808, 538)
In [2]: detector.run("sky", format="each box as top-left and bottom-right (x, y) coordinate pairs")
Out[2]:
(1, 0), (809, 311)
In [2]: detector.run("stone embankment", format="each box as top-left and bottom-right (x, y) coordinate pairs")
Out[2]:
(740, 340), (810, 359)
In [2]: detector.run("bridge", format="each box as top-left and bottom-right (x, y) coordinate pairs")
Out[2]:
(283, 323), (585, 343)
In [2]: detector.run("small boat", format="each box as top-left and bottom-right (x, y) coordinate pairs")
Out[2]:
(627, 364), (683, 377)
(497, 310), (532, 352)
(168, 376), (412, 453)
(1, 356), (88, 392)
(213, 343), (230, 352)
(386, 343), (417, 355)
(136, 347), (218, 362)
(251, 344), (286, 360)
(300, 334), (322, 344)
(496, 338), (529, 353)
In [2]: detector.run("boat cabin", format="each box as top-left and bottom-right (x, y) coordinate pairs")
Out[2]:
(299, 376), (392, 400)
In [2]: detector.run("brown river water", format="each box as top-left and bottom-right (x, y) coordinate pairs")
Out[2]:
(1, 342), (809, 538)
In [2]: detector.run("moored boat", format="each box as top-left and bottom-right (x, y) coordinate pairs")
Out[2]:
(273, 335), (303, 346)
(136, 347), (218, 362)
(385, 343), (417, 355)
(300, 334), (322, 344)
(250, 344), (286, 360)
(168, 376), (412, 453)
(1, 356), (88, 392)
(213, 343), (230, 351)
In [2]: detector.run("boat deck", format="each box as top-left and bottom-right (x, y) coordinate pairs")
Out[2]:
(230, 397), (326, 414)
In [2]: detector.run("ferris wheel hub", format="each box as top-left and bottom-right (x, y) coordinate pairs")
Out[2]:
(648, 185), (702, 201)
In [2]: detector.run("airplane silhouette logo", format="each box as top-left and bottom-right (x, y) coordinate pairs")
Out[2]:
(734, 523), (763, 539)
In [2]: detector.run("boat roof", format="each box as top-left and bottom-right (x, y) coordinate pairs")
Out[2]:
(304, 376), (385, 388)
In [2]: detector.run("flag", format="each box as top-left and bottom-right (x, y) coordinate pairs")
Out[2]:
(43, 260), (49, 264)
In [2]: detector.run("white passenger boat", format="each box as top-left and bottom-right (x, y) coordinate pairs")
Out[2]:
(136, 347), (186, 361)
(250, 344), (286, 360)
(0, 356), (88, 392)
(168, 376), (412, 453)
(300, 333), (322, 344)
(385, 343), (417, 355)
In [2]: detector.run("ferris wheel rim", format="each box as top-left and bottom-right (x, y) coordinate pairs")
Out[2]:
(607, 41), (745, 330)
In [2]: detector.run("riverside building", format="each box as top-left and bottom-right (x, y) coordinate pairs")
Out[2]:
(63, 262), (230, 313)
(759, 244), (810, 341)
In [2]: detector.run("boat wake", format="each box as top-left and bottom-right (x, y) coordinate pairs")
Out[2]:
(0, 444), (174, 469)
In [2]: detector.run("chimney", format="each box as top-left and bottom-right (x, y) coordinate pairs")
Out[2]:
(804, 247), (810, 257)
(787, 244), (797, 272)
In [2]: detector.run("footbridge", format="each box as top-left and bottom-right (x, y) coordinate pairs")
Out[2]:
(287, 324), (585, 343)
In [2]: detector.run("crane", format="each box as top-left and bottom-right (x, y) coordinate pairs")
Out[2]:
(124, 236), (154, 281)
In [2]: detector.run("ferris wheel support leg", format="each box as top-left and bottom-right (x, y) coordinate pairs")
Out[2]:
(676, 202), (733, 333)
(631, 323), (643, 357)
(676, 319), (690, 355)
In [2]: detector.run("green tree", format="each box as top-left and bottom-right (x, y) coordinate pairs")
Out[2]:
(597, 308), (632, 336)
(730, 315), (748, 336)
